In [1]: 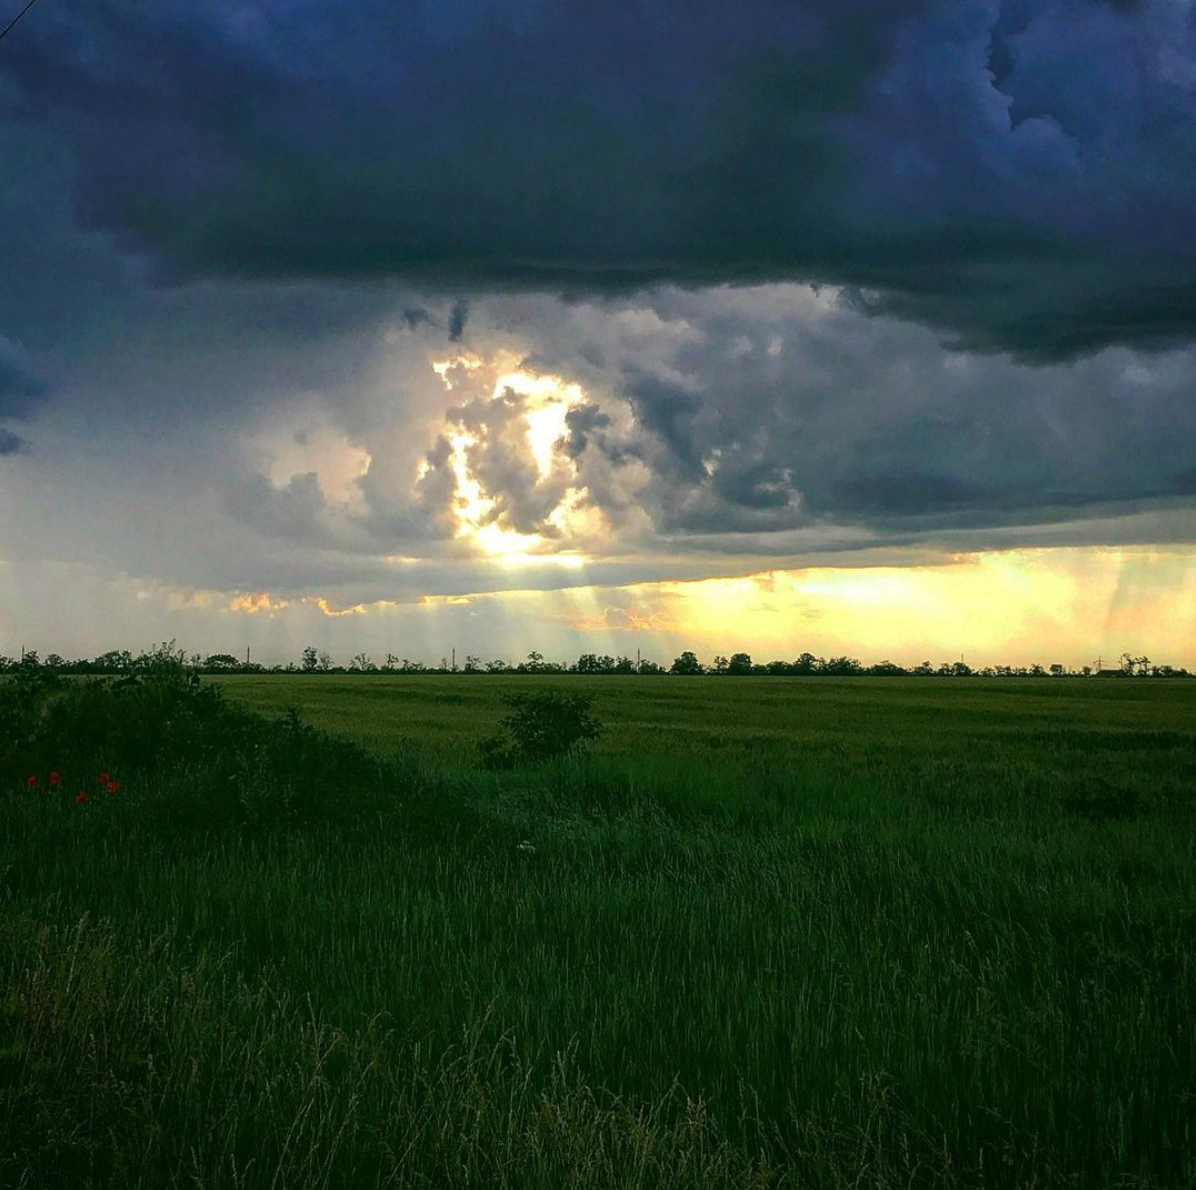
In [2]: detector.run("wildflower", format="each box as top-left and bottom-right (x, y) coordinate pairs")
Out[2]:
(75, 792), (88, 805)
(516, 840), (536, 853)
(98, 771), (110, 783)
(26, 776), (36, 788)
(49, 771), (60, 786)
(106, 781), (119, 794)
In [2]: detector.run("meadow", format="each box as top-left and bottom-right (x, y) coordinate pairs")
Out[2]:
(2, 668), (1194, 1188)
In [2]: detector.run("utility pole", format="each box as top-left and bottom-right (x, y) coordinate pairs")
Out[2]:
(246, 645), (250, 666)
(451, 647), (456, 673)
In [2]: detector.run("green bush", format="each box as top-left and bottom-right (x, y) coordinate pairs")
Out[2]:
(479, 690), (603, 768)
(0, 654), (402, 829)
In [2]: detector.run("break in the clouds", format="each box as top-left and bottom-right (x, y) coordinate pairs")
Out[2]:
(3, 0), (1196, 358)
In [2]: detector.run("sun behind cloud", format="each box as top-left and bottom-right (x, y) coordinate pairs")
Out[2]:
(428, 353), (596, 567)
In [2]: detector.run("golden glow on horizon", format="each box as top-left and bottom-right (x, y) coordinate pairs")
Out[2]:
(13, 546), (1193, 667)
(227, 592), (290, 615)
(304, 596), (367, 618)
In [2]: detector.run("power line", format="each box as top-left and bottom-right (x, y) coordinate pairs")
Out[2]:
(0, 0), (41, 45)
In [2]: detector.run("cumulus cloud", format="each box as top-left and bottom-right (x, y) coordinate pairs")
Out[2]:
(1, 278), (1191, 616)
(3, 0), (1195, 357)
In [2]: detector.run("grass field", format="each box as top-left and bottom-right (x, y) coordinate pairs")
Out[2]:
(3, 672), (1195, 1188)
(218, 672), (1196, 800)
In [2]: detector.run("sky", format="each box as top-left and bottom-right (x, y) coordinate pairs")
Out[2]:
(1, 0), (1194, 669)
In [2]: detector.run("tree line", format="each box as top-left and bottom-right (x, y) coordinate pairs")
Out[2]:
(1, 646), (1189, 679)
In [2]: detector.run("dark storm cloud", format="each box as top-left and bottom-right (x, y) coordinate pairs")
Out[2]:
(0, 336), (46, 454)
(0, 427), (27, 456)
(0, 336), (45, 420)
(447, 301), (469, 343)
(5, 0), (1196, 357)
(521, 285), (1196, 539)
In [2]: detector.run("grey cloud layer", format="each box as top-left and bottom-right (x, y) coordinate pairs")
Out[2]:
(4, 0), (1196, 357)
(0, 278), (1193, 608)
(496, 286), (1196, 541)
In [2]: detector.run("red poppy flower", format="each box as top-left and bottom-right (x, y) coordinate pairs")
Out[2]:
(98, 771), (110, 783)
(26, 776), (36, 788)
(75, 792), (88, 805)
(106, 781), (119, 794)
(49, 772), (60, 786)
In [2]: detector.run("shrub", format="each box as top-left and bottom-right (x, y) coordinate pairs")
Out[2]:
(0, 656), (400, 829)
(479, 691), (603, 769)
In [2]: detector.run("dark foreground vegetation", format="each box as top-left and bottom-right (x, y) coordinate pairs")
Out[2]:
(2, 654), (1194, 1188)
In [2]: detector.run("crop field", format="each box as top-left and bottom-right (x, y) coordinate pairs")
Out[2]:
(2, 671), (1195, 1188)
(218, 672), (1196, 794)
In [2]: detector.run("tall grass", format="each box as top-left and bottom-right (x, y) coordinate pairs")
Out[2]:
(1, 671), (1193, 1187)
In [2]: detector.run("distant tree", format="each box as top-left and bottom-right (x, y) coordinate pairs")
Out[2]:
(912, 660), (934, 676)
(613, 656), (637, 674)
(711, 655), (730, 675)
(793, 652), (818, 675)
(93, 649), (134, 672)
(517, 651), (562, 674)
(204, 653), (242, 671)
(463, 654), (482, 673)
(1049, 663), (1066, 677)
(301, 646), (319, 672)
(350, 653), (377, 672)
(638, 659), (666, 675)
(136, 641), (190, 673)
(726, 652), (753, 675)
(316, 651), (333, 672)
(44, 653), (66, 669)
(485, 658), (509, 673)
(670, 651), (704, 675)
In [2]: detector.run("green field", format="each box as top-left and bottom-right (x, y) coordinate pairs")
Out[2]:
(218, 672), (1196, 800)
(3, 672), (1195, 1188)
